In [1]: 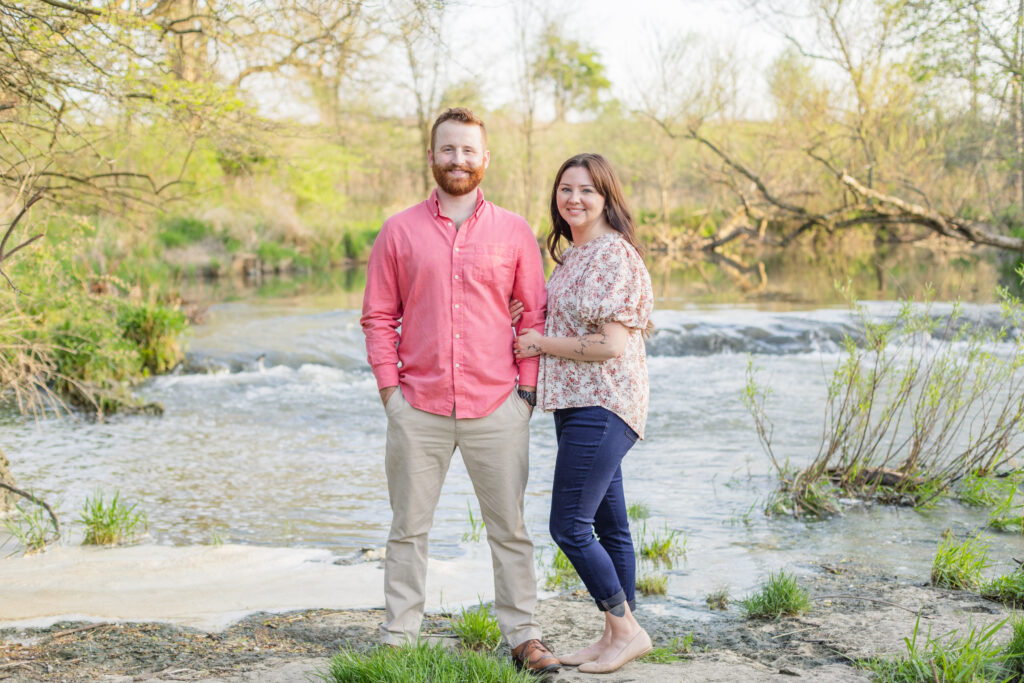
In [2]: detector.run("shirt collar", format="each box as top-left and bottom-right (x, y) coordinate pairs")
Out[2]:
(428, 187), (486, 220)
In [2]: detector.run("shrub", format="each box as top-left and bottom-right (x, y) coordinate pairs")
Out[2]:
(157, 216), (213, 248)
(746, 290), (1024, 517)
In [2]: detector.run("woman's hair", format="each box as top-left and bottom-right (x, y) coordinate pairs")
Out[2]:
(546, 153), (645, 265)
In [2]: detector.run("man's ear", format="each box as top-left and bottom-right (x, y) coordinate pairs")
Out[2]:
(483, 150), (490, 169)
(427, 148), (434, 166)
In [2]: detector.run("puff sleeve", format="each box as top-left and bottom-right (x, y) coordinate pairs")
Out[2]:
(577, 240), (653, 330)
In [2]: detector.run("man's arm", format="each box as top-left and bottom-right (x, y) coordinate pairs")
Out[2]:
(511, 221), (547, 388)
(360, 226), (402, 405)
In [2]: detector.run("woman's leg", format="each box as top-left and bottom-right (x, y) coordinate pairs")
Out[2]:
(549, 407), (644, 667)
(593, 464), (637, 611)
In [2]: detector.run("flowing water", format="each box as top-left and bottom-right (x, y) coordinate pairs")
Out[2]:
(4, 249), (1024, 622)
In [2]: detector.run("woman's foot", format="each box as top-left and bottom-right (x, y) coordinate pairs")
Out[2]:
(577, 627), (652, 674)
(558, 631), (611, 666)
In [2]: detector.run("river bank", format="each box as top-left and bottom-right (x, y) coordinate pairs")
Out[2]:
(0, 557), (1014, 682)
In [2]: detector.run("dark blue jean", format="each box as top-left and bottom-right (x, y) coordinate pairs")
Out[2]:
(549, 406), (639, 612)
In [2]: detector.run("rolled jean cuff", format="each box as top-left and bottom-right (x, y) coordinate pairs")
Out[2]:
(596, 589), (628, 612)
(629, 598), (636, 612)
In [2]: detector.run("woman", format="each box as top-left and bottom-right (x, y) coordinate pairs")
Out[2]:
(514, 153), (654, 673)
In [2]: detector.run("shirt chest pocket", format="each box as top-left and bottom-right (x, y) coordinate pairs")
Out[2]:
(469, 244), (515, 284)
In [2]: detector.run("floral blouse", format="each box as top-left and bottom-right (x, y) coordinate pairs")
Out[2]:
(538, 232), (654, 438)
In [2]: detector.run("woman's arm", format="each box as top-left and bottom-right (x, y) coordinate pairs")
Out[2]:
(514, 323), (629, 362)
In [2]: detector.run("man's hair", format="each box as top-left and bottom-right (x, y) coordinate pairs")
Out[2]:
(430, 107), (487, 151)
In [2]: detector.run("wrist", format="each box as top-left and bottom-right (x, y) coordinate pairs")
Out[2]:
(516, 388), (537, 406)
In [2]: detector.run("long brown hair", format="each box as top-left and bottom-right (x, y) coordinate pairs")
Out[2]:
(546, 153), (645, 264)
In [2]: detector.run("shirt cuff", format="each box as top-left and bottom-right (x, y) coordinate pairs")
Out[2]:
(372, 364), (400, 390)
(517, 357), (539, 386)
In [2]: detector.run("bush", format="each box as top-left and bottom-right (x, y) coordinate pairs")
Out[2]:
(118, 301), (187, 375)
(157, 216), (213, 248)
(746, 290), (1024, 517)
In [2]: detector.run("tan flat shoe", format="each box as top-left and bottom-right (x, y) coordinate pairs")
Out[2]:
(577, 628), (652, 674)
(558, 648), (600, 666)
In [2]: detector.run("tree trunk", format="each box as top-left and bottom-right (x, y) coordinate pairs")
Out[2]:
(1017, 0), (1024, 216)
(0, 446), (14, 516)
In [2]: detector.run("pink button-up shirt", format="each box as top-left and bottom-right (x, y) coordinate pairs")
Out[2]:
(361, 189), (547, 418)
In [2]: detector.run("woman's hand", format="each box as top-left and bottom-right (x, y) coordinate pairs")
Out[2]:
(509, 298), (524, 325)
(515, 328), (545, 359)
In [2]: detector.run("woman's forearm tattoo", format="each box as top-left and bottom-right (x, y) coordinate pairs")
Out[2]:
(573, 332), (607, 357)
(523, 341), (543, 354)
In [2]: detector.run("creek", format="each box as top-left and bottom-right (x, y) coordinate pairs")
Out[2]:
(4, 249), (1024, 622)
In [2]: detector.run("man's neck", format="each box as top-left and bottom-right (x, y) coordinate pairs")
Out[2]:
(437, 187), (479, 229)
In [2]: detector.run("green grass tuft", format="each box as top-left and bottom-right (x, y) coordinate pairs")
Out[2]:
(316, 642), (534, 682)
(450, 601), (501, 652)
(78, 490), (147, 546)
(544, 547), (582, 591)
(981, 571), (1024, 608)
(3, 501), (58, 554)
(860, 616), (1010, 682)
(930, 531), (991, 590)
(640, 633), (695, 663)
(637, 522), (685, 566)
(627, 501), (651, 521)
(1005, 613), (1024, 678)
(740, 570), (811, 620)
(705, 587), (730, 610)
(636, 573), (668, 596)
(461, 502), (485, 543)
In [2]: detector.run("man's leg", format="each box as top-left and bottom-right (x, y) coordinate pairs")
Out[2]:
(456, 390), (541, 648)
(381, 389), (456, 645)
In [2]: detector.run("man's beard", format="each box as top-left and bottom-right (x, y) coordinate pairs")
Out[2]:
(432, 162), (485, 196)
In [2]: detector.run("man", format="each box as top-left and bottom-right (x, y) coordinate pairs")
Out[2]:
(360, 108), (557, 675)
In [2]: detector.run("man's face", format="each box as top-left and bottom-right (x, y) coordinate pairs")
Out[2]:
(428, 121), (489, 196)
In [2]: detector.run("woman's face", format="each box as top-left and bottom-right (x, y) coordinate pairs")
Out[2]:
(556, 166), (606, 233)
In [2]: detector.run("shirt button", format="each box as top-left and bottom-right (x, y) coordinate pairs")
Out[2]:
(455, 363), (460, 368)
(455, 247), (460, 252)
(454, 304), (460, 309)
(454, 274), (459, 279)
(455, 334), (460, 338)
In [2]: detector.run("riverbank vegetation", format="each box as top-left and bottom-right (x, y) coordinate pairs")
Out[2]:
(745, 286), (1024, 517)
(3, 0), (1024, 418)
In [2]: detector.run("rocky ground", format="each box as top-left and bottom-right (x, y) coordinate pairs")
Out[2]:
(0, 559), (1014, 682)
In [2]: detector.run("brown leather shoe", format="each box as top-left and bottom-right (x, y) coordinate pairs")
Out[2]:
(511, 639), (561, 676)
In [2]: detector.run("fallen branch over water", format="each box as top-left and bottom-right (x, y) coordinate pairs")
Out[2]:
(0, 482), (61, 541)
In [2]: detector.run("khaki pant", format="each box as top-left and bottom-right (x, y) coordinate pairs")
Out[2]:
(381, 388), (541, 648)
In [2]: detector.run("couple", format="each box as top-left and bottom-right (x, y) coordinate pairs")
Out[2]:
(360, 108), (654, 676)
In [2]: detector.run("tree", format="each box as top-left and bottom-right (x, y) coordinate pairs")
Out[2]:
(531, 21), (610, 122)
(898, 0), (1024, 223)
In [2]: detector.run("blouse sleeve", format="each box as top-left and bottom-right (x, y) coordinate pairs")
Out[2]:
(578, 240), (653, 330)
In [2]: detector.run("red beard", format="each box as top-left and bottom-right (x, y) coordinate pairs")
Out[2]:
(432, 162), (485, 196)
